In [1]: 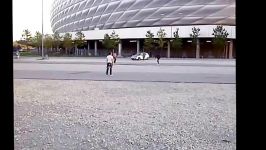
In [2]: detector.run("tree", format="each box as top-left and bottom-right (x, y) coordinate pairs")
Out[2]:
(156, 28), (167, 54)
(63, 33), (73, 55)
(102, 34), (113, 50)
(74, 31), (85, 48)
(13, 41), (21, 51)
(21, 29), (32, 50)
(212, 25), (229, 58)
(53, 31), (62, 51)
(109, 30), (120, 53)
(44, 34), (53, 54)
(103, 31), (120, 53)
(144, 30), (154, 53)
(31, 31), (42, 54)
(171, 28), (182, 56)
(190, 27), (200, 58)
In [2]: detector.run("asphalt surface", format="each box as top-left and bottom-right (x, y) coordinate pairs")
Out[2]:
(13, 57), (235, 84)
(14, 57), (236, 149)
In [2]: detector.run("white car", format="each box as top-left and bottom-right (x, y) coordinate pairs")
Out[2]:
(131, 52), (149, 60)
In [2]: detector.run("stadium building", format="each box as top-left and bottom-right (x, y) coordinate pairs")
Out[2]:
(51, 0), (235, 58)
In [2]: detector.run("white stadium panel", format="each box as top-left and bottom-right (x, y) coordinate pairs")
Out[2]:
(51, 0), (235, 39)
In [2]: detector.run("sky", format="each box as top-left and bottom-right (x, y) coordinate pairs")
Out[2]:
(13, 0), (54, 41)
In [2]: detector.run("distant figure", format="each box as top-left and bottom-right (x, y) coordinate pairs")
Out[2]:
(143, 52), (146, 60)
(106, 52), (114, 75)
(16, 50), (20, 59)
(156, 54), (161, 64)
(113, 52), (117, 63)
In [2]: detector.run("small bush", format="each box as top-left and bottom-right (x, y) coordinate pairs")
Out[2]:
(19, 51), (39, 57)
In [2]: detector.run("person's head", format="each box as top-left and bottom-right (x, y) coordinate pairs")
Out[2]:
(108, 52), (111, 55)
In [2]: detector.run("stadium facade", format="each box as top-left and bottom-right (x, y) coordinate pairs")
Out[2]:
(51, 0), (235, 58)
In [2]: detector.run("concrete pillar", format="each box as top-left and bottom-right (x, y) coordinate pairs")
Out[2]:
(196, 39), (200, 59)
(137, 40), (140, 54)
(87, 41), (90, 56)
(94, 40), (98, 56)
(167, 41), (170, 58)
(118, 40), (122, 57)
(225, 43), (228, 58)
(229, 39), (233, 59)
(75, 44), (77, 56)
(226, 42), (230, 58)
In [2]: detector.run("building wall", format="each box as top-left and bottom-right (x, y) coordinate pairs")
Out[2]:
(51, 0), (235, 58)
(59, 25), (235, 40)
(51, 0), (235, 33)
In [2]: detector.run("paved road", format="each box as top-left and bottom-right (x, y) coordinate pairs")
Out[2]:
(13, 57), (235, 84)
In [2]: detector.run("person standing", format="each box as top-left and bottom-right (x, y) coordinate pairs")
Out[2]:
(16, 50), (20, 59)
(113, 52), (117, 63)
(143, 52), (146, 60)
(106, 52), (114, 75)
(156, 54), (161, 64)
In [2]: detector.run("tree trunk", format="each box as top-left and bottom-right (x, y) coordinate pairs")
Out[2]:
(196, 39), (200, 59)
(229, 40), (233, 59)
(224, 45), (226, 59)
(225, 44), (228, 59)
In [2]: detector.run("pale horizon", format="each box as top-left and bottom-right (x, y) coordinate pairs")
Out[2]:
(13, 0), (54, 41)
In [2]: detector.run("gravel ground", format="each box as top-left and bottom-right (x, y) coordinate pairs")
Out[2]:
(14, 79), (236, 150)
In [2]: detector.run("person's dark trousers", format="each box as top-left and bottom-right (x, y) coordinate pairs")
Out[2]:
(157, 58), (160, 64)
(114, 57), (116, 63)
(106, 63), (112, 75)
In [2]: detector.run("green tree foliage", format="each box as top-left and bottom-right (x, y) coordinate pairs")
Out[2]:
(102, 34), (113, 50)
(189, 27), (200, 45)
(44, 34), (53, 53)
(63, 33), (73, 54)
(21, 29), (32, 50)
(31, 31), (42, 53)
(190, 27), (201, 58)
(212, 25), (229, 56)
(53, 31), (62, 51)
(103, 31), (120, 52)
(75, 31), (86, 48)
(156, 28), (167, 51)
(171, 28), (182, 53)
(144, 30), (154, 52)
(110, 30), (120, 52)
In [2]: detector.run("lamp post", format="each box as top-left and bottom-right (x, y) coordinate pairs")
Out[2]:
(41, 0), (44, 59)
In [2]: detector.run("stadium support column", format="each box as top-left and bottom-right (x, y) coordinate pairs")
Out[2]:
(87, 41), (90, 56)
(94, 40), (98, 56)
(229, 39), (233, 59)
(118, 40), (122, 57)
(137, 40), (140, 54)
(196, 39), (200, 59)
(75, 44), (77, 56)
(167, 41), (170, 58)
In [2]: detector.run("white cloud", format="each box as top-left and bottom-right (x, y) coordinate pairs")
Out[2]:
(13, 0), (54, 41)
